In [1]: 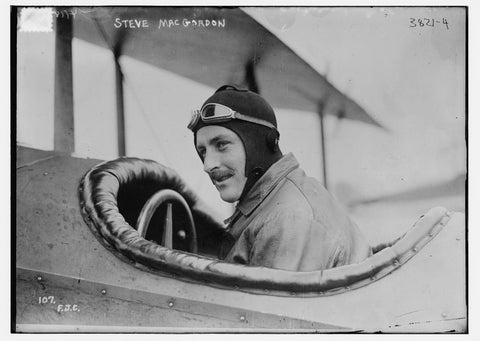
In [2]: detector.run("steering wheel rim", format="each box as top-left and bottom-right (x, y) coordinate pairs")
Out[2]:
(136, 189), (198, 253)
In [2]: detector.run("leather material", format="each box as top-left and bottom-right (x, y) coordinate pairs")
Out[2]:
(221, 153), (372, 271)
(79, 157), (451, 296)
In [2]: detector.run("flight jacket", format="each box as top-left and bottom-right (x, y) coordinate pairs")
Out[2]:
(219, 153), (372, 271)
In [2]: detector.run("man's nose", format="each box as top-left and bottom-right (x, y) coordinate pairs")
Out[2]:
(203, 150), (220, 173)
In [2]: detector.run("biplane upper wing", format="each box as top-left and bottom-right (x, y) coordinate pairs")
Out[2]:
(68, 7), (382, 128)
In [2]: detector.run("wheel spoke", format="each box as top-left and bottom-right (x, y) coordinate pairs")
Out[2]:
(136, 189), (197, 252)
(163, 203), (173, 249)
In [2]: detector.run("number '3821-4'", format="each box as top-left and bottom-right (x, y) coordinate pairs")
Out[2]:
(409, 17), (449, 29)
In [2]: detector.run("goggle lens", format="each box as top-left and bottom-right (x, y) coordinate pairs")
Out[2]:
(202, 104), (232, 119)
(188, 103), (276, 131)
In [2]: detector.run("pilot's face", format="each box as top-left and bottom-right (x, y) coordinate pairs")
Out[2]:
(196, 125), (247, 203)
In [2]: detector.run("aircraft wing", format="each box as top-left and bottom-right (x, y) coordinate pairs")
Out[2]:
(356, 174), (466, 205)
(69, 6), (383, 128)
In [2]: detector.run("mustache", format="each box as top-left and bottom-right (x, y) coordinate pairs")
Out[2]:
(207, 169), (235, 182)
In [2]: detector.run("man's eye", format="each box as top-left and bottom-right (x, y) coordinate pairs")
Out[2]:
(217, 141), (229, 150)
(197, 148), (206, 157)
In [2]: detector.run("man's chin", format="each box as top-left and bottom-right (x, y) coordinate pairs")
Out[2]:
(219, 190), (240, 203)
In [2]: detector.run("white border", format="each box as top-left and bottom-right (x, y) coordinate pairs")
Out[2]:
(5, 1), (476, 340)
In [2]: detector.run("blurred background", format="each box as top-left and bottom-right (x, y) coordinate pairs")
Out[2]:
(16, 6), (466, 246)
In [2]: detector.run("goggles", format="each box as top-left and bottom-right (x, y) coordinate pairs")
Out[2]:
(188, 103), (277, 131)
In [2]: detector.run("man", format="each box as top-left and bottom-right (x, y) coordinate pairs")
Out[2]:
(188, 85), (372, 271)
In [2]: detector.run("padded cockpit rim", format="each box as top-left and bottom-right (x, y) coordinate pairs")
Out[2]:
(78, 157), (450, 297)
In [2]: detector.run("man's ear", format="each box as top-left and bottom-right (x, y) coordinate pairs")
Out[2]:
(266, 129), (280, 152)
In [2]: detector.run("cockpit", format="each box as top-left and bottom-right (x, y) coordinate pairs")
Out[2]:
(79, 156), (456, 297)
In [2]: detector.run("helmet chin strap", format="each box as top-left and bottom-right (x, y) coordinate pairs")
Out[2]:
(238, 166), (264, 202)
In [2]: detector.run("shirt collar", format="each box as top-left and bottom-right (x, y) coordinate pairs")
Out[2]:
(236, 153), (299, 217)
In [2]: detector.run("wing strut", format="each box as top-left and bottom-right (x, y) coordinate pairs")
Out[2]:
(93, 17), (127, 156)
(245, 59), (260, 94)
(113, 48), (126, 156)
(318, 101), (328, 189)
(54, 9), (74, 153)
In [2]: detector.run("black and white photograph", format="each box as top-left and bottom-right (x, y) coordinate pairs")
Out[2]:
(13, 3), (468, 334)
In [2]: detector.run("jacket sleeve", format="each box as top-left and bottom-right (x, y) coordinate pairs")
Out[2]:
(248, 206), (336, 271)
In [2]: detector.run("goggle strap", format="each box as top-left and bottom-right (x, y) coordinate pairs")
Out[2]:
(232, 112), (277, 130)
